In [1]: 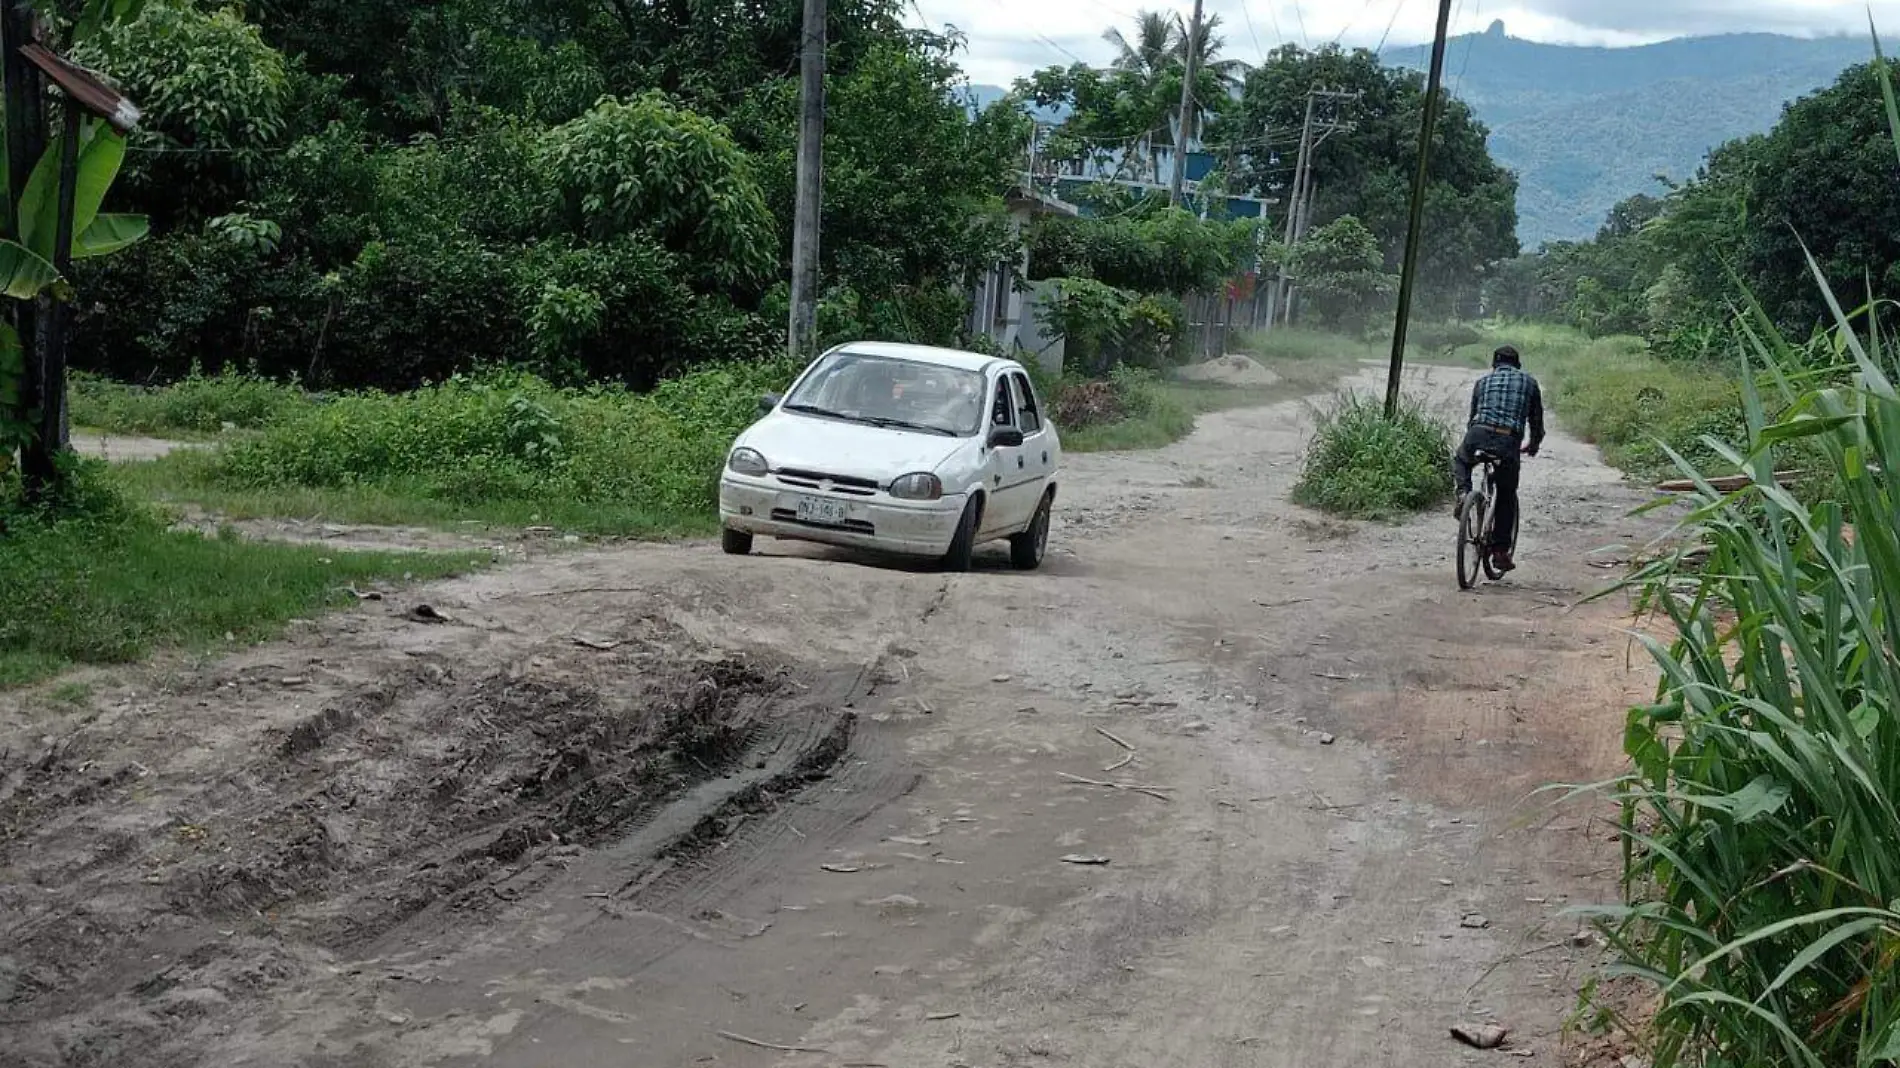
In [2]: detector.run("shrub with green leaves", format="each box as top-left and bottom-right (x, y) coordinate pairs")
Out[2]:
(69, 368), (311, 436)
(1568, 35), (1900, 1063)
(211, 361), (802, 521)
(1292, 392), (1453, 519)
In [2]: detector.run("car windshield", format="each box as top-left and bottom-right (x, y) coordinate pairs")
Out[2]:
(781, 352), (986, 436)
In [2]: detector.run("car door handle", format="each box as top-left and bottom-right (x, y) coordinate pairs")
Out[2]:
(1017, 456), (1025, 469)
(993, 474), (1002, 486)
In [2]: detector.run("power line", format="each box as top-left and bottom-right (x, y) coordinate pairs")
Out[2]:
(1262, 0), (1284, 52)
(1289, 0), (1309, 47)
(1239, 0), (1267, 63)
(1451, 0), (1480, 97)
(1334, 0), (1384, 45)
(1374, 0), (1406, 54)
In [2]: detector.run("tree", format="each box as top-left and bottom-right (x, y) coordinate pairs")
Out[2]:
(1288, 215), (1396, 334)
(1024, 10), (1241, 185)
(1225, 43), (1518, 317)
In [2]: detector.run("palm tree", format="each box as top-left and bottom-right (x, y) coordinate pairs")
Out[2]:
(1173, 12), (1247, 155)
(1097, 10), (1248, 182)
(1101, 10), (1183, 183)
(1103, 10), (1179, 78)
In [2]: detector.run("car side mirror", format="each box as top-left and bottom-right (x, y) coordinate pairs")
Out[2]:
(758, 393), (782, 415)
(988, 427), (1025, 449)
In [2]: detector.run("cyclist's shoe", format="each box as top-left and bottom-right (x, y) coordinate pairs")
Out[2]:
(1490, 549), (1516, 573)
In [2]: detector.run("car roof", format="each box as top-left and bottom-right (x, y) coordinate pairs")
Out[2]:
(829, 341), (1014, 375)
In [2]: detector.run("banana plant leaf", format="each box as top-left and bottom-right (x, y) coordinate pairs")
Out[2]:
(72, 213), (148, 258)
(19, 121), (126, 261)
(0, 239), (61, 299)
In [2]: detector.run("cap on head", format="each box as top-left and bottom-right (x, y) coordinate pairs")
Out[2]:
(1493, 345), (1521, 367)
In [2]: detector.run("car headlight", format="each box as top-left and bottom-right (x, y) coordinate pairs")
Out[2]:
(727, 447), (769, 476)
(889, 472), (943, 501)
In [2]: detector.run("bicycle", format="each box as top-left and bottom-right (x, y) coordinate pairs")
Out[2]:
(1456, 448), (1523, 590)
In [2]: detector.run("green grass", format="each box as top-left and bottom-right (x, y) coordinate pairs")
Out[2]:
(90, 361), (800, 535)
(1575, 306), (1900, 1068)
(1564, 33), (1900, 1064)
(111, 451), (718, 537)
(1291, 391), (1454, 519)
(1436, 322), (1749, 482)
(0, 475), (486, 689)
(69, 368), (313, 438)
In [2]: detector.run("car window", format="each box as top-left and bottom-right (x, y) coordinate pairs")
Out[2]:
(784, 352), (986, 435)
(1010, 373), (1042, 434)
(990, 379), (1016, 429)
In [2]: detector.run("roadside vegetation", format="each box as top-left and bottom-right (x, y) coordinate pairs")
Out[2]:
(1541, 35), (1900, 1068)
(1291, 392), (1453, 520)
(0, 463), (483, 689)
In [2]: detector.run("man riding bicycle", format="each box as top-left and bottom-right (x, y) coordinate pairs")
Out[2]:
(1453, 345), (1545, 573)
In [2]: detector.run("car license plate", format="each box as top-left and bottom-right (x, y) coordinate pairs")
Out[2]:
(795, 495), (849, 526)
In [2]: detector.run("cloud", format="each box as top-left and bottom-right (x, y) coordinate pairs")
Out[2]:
(916, 0), (1900, 85)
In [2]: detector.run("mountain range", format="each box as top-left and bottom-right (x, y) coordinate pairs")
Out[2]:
(971, 26), (1873, 246)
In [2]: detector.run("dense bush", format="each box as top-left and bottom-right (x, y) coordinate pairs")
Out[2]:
(1028, 206), (1260, 295)
(59, 3), (1023, 393)
(1585, 303), (1900, 1068)
(211, 361), (801, 518)
(1042, 278), (1189, 374)
(69, 369), (311, 435)
(1292, 392), (1453, 519)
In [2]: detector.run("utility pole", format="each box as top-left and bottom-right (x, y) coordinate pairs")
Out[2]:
(1383, 0), (1455, 419)
(1167, 0), (1204, 206)
(1271, 87), (1354, 326)
(787, 0), (825, 359)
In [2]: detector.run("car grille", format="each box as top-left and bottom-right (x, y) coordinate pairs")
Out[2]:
(770, 508), (876, 535)
(775, 468), (879, 496)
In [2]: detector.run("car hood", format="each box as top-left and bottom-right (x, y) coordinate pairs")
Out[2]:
(739, 412), (967, 483)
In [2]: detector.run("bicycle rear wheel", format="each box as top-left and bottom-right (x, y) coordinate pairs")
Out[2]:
(1481, 498), (1516, 581)
(1456, 490), (1486, 589)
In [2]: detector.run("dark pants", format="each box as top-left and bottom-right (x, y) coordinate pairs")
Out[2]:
(1453, 427), (1520, 551)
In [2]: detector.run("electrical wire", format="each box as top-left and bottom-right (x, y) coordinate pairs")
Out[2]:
(1289, 0), (1309, 47)
(1374, 0), (1405, 55)
(1239, 0), (1267, 63)
(1333, 0), (1383, 45)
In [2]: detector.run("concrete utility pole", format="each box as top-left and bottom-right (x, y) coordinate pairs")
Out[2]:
(1167, 0), (1204, 206)
(787, 0), (825, 359)
(1271, 87), (1355, 326)
(1383, 0), (1456, 419)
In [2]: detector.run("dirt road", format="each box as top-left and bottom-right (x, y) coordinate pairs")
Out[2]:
(2, 362), (1664, 1067)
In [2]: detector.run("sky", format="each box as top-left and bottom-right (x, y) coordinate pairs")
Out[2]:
(911, 0), (1900, 86)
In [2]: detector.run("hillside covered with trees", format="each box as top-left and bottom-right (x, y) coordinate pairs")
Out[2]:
(1384, 24), (1870, 244)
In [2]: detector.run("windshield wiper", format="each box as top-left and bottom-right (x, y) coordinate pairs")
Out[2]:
(858, 416), (958, 436)
(782, 402), (842, 418)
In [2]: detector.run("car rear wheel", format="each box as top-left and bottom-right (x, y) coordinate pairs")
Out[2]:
(942, 498), (980, 573)
(721, 527), (754, 556)
(1010, 494), (1052, 570)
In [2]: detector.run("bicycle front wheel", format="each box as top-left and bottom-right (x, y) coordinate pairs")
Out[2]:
(1481, 501), (1516, 581)
(1456, 491), (1486, 590)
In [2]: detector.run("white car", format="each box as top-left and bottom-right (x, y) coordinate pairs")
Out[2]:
(719, 342), (1062, 571)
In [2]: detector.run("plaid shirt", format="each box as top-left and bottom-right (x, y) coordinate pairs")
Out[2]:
(1468, 365), (1546, 449)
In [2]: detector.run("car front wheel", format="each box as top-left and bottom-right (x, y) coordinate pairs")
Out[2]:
(942, 498), (980, 573)
(721, 528), (754, 556)
(1010, 494), (1052, 570)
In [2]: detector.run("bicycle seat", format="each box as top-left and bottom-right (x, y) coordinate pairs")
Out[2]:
(1471, 448), (1504, 463)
